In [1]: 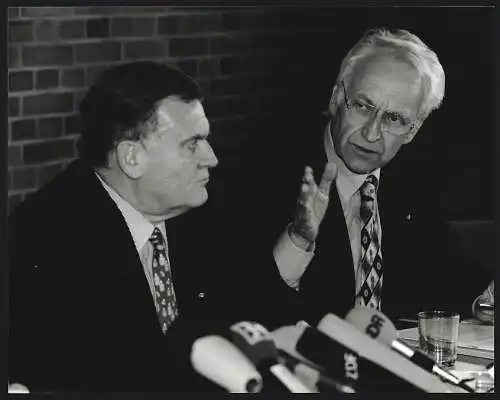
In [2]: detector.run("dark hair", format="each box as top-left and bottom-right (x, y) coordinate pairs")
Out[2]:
(78, 61), (203, 168)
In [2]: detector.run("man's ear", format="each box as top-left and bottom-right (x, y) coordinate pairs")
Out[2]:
(327, 84), (341, 116)
(116, 140), (147, 179)
(403, 120), (423, 144)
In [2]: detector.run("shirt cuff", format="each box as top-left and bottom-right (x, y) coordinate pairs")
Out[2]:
(273, 224), (315, 290)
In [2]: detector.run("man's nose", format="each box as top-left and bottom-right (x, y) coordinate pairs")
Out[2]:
(361, 114), (383, 142)
(200, 141), (218, 168)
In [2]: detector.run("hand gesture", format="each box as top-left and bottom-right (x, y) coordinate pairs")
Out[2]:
(291, 162), (337, 248)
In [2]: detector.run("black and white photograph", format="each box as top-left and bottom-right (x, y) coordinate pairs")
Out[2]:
(6, 5), (495, 394)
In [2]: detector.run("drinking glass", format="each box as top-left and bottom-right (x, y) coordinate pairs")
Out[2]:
(417, 310), (460, 368)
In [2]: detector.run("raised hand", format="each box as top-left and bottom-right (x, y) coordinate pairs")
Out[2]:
(290, 162), (337, 249)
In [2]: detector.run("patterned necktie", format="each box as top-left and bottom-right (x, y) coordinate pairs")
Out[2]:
(356, 174), (383, 310)
(149, 227), (178, 334)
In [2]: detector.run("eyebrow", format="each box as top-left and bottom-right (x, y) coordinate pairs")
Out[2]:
(180, 132), (210, 146)
(357, 94), (411, 119)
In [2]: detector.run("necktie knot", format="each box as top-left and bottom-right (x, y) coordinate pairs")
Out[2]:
(149, 227), (165, 248)
(360, 174), (378, 200)
(360, 174), (378, 222)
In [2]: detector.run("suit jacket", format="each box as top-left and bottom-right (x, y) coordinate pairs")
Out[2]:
(231, 114), (492, 328)
(7, 160), (247, 392)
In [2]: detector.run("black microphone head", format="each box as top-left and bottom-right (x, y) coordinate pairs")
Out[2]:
(230, 321), (279, 366)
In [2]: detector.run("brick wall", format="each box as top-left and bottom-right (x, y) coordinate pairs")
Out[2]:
(7, 6), (493, 220)
(7, 6), (293, 213)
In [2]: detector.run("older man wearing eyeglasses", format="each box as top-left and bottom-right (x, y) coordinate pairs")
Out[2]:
(241, 28), (493, 328)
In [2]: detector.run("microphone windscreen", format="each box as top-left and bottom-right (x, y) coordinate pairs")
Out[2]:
(191, 335), (263, 393)
(345, 307), (397, 345)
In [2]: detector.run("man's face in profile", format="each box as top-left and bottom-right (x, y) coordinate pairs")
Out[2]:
(331, 51), (425, 174)
(138, 97), (218, 218)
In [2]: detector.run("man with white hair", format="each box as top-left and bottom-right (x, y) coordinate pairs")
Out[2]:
(248, 28), (493, 326)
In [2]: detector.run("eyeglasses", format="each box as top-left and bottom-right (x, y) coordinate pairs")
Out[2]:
(341, 81), (418, 136)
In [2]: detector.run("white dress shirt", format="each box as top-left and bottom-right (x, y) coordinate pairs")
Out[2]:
(273, 122), (381, 294)
(95, 173), (172, 306)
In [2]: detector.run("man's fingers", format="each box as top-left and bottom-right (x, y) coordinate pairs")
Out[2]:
(299, 166), (316, 198)
(302, 166), (314, 185)
(318, 162), (337, 195)
(297, 183), (309, 205)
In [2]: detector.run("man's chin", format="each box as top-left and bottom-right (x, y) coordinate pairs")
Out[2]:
(345, 159), (380, 175)
(190, 189), (209, 208)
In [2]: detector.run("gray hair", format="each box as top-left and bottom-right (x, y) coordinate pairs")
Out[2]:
(330, 28), (445, 120)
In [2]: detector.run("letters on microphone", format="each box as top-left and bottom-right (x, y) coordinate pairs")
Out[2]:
(365, 314), (385, 339)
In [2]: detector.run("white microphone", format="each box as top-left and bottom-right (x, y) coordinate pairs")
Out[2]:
(229, 321), (315, 393)
(318, 313), (467, 393)
(190, 335), (263, 393)
(345, 307), (474, 393)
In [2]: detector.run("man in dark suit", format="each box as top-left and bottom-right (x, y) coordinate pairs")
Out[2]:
(240, 28), (493, 328)
(8, 62), (241, 392)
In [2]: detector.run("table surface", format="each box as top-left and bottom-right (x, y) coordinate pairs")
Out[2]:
(398, 319), (494, 358)
(397, 320), (494, 392)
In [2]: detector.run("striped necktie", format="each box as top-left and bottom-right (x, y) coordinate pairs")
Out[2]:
(355, 174), (383, 310)
(149, 227), (178, 334)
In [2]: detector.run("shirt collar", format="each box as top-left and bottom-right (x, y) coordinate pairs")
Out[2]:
(95, 172), (166, 252)
(324, 120), (381, 202)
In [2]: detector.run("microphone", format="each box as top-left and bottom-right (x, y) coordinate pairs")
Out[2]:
(229, 321), (315, 393)
(278, 348), (356, 393)
(190, 335), (263, 393)
(274, 324), (363, 390)
(273, 319), (461, 392)
(318, 313), (468, 393)
(345, 307), (474, 393)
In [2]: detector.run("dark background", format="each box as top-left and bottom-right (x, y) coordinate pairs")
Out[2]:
(7, 6), (494, 221)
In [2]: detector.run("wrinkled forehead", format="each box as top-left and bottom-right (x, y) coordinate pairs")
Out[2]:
(156, 97), (208, 132)
(348, 51), (424, 115)
(350, 51), (421, 92)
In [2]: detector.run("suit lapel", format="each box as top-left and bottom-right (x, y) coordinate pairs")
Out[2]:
(72, 161), (163, 337)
